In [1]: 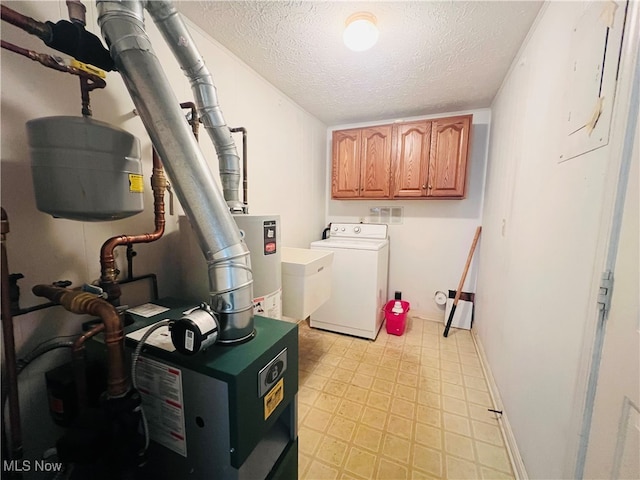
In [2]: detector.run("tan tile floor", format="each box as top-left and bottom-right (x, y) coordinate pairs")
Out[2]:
(296, 315), (515, 480)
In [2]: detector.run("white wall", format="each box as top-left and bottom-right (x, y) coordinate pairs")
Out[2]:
(475, 2), (638, 478)
(326, 109), (490, 320)
(0, 0), (326, 465)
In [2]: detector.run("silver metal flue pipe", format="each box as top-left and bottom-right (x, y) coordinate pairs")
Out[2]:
(145, 0), (244, 214)
(97, 0), (254, 342)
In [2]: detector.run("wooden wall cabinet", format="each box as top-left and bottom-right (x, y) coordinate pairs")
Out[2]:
(332, 114), (472, 200)
(425, 115), (472, 198)
(392, 114), (472, 198)
(392, 121), (432, 197)
(331, 125), (392, 199)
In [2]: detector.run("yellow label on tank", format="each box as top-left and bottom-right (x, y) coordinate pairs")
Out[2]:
(264, 378), (284, 420)
(129, 174), (144, 193)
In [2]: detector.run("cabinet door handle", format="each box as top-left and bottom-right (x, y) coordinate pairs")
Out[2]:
(422, 184), (427, 189)
(428, 185), (433, 189)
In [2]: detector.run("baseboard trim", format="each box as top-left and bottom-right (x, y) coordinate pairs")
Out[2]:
(472, 331), (529, 480)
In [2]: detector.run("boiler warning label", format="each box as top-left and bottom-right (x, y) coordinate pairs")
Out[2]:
(136, 357), (187, 457)
(264, 378), (284, 420)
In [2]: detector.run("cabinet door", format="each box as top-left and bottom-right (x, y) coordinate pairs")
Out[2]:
(331, 129), (361, 198)
(428, 115), (471, 198)
(393, 121), (431, 197)
(360, 125), (392, 198)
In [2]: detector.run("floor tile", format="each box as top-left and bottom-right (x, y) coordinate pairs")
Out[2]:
(296, 318), (514, 479)
(443, 412), (471, 437)
(353, 424), (384, 453)
(316, 435), (349, 467)
(315, 391), (342, 414)
(377, 458), (409, 479)
(387, 414), (414, 440)
(382, 434), (412, 464)
(446, 455), (480, 479)
(415, 423), (442, 450)
(444, 431), (475, 461)
(475, 441), (512, 473)
(344, 447), (377, 479)
(471, 420), (504, 446)
(360, 406), (387, 430)
(306, 459), (340, 479)
(327, 416), (357, 442)
(412, 444), (443, 477)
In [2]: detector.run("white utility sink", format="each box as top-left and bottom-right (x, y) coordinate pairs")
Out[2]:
(281, 247), (333, 320)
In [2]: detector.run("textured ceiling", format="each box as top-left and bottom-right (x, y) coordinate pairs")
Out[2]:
(176, 1), (542, 126)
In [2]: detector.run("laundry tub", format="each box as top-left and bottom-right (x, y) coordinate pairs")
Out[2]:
(281, 247), (333, 320)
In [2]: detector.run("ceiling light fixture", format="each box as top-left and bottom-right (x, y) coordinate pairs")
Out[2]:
(343, 12), (379, 52)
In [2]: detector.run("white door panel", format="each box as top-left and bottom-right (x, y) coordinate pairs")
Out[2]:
(583, 97), (639, 479)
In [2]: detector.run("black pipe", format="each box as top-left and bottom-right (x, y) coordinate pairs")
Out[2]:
(119, 274), (159, 302)
(230, 127), (248, 213)
(1, 5), (114, 71)
(126, 244), (136, 281)
(13, 301), (58, 317)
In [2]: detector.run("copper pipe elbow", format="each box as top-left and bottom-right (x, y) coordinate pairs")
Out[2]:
(32, 285), (130, 398)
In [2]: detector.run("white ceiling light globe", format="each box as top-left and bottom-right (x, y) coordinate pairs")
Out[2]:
(343, 13), (379, 52)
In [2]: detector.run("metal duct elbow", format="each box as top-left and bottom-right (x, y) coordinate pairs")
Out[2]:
(144, 0), (243, 213)
(97, 0), (253, 342)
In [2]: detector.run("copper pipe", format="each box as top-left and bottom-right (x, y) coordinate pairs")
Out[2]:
(1, 39), (105, 117)
(0, 40), (106, 89)
(72, 323), (105, 408)
(65, 0), (86, 26)
(99, 103), (195, 303)
(2, 35), (105, 117)
(1, 4), (51, 41)
(31, 286), (129, 398)
(1, 208), (23, 463)
(99, 154), (167, 303)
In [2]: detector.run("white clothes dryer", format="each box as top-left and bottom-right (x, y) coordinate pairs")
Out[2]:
(310, 223), (389, 340)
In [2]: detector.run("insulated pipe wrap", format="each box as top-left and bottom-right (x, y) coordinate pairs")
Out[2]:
(97, 0), (254, 341)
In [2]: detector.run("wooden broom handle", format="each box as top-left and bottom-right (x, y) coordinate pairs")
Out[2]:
(452, 226), (482, 304)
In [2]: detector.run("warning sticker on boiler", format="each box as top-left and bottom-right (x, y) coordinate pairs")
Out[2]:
(264, 378), (284, 420)
(136, 357), (187, 457)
